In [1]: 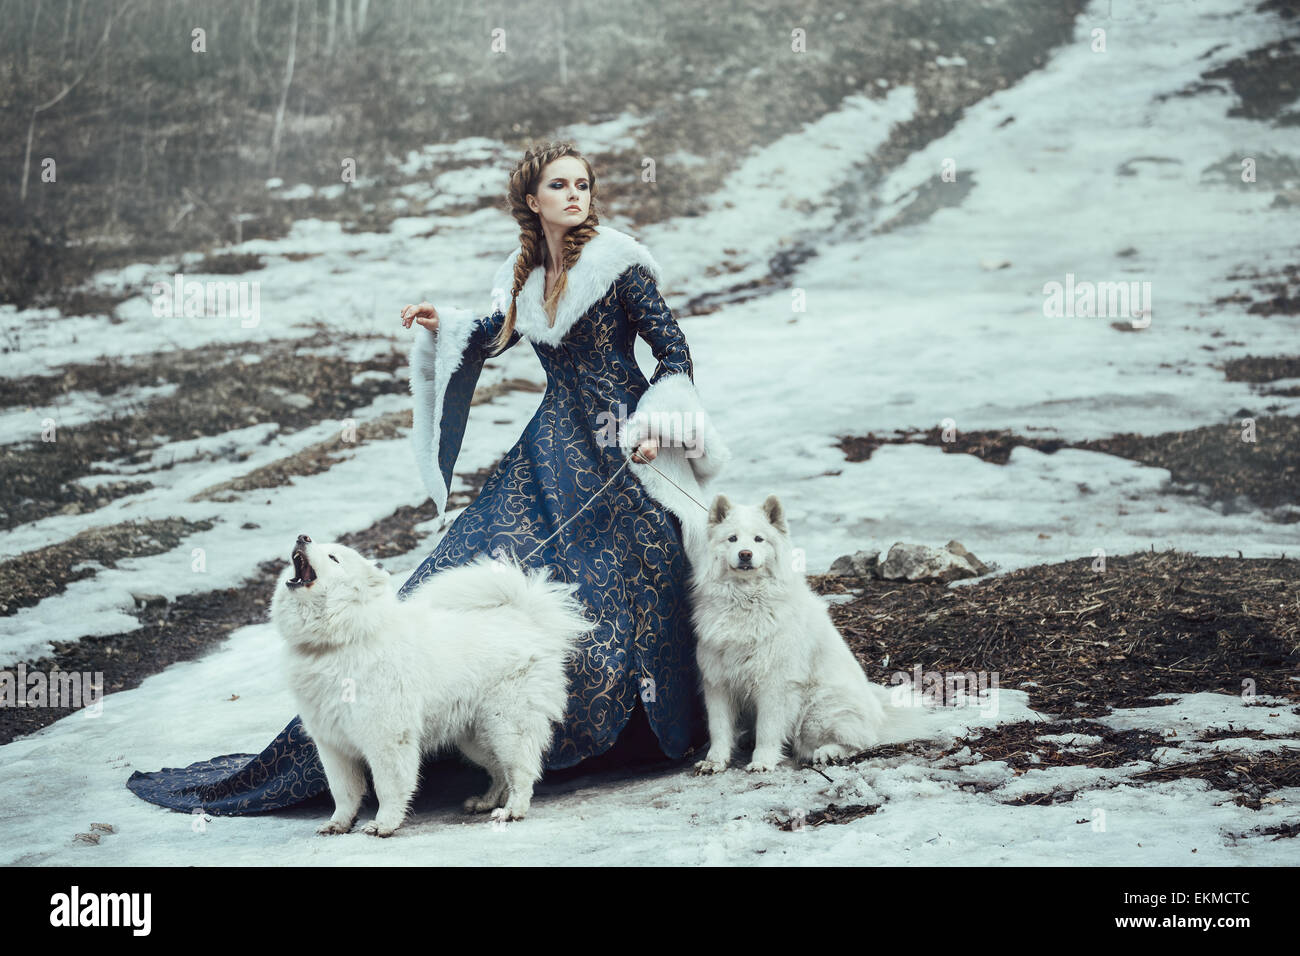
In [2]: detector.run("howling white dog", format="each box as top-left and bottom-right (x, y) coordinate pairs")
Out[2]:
(689, 494), (937, 773)
(271, 536), (593, 836)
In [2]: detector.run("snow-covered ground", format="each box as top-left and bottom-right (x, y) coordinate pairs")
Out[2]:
(1, 0), (1297, 863)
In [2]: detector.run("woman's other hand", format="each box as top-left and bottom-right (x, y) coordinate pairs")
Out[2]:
(400, 301), (440, 333)
(632, 438), (658, 464)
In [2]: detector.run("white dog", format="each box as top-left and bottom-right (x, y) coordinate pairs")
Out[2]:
(271, 535), (593, 836)
(689, 494), (936, 773)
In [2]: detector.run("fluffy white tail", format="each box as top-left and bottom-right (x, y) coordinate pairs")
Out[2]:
(408, 552), (594, 654)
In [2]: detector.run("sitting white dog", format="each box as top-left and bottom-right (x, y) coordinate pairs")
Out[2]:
(271, 535), (592, 836)
(689, 494), (935, 773)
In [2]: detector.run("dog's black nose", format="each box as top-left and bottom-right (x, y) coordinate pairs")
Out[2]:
(739, 550), (752, 561)
(297, 534), (311, 544)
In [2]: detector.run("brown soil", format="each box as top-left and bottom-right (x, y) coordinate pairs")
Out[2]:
(818, 548), (1300, 718)
(1218, 264), (1300, 317)
(189, 409), (412, 502)
(836, 355), (1300, 517)
(1223, 354), (1300, 384)
(0, 517), (214, 617)
(0, 330), (408, 529)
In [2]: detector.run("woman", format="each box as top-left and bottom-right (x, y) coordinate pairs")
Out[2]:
(126, 141), (732, 814)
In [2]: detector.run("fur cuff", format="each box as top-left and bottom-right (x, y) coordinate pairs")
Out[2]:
(618, 372), (732, 482)
(409, 306), (479, 516)
(616, 372), (732, 558)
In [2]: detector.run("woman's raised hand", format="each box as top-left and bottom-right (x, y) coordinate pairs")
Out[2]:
(400, 301), (440, 333)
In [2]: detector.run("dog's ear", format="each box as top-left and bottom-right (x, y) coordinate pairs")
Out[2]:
(708, 493), (732, 526)
(761, 494), (787, 534)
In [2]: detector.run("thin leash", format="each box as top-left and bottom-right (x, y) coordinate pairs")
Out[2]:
(519, 452), (710, 564)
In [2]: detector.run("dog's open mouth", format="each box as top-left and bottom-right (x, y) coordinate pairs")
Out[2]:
(287, 546), (317, 589)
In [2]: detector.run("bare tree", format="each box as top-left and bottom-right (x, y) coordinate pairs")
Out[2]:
(268, 0), (301, 177)
(19, 1), (135, 202)
(28, 0), (44, 71)
(556, 1), (567, 87)
(249, 0), (262, 53)
(60, 0), (73, 60)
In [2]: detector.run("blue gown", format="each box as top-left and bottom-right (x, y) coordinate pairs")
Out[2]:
(126, 225), (733, 814)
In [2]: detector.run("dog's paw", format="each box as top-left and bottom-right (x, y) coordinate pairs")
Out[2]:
(361, 820), (397, 838)
(745, 758), (779, 773)
(316, 819), (354, 835)
(490, 805), (526, 824)
(463, 796), (497, 814)
(811, 744), (850, 767)
(694, 758), (728, 775)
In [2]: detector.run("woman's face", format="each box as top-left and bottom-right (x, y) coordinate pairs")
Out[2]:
(527, 156), (591, 230)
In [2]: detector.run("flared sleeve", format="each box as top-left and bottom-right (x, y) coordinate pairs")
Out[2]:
(614, 264), (732, 552)
(409, 306), (522, 517)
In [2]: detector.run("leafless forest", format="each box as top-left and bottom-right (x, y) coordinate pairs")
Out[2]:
(2, 0), (1074, 312)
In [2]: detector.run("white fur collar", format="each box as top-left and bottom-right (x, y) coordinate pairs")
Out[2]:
(488, 224), (664, 348)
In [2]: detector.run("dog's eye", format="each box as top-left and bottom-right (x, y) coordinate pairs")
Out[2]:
(329, 554), (340, 563)
(754, 536), (763, 542)
(728, 535), (737, 542)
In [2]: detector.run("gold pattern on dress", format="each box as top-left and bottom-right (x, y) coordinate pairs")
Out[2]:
(399, 264), (706, 767)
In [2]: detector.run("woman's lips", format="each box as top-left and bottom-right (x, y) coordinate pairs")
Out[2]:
(566, 205), (580, 211)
